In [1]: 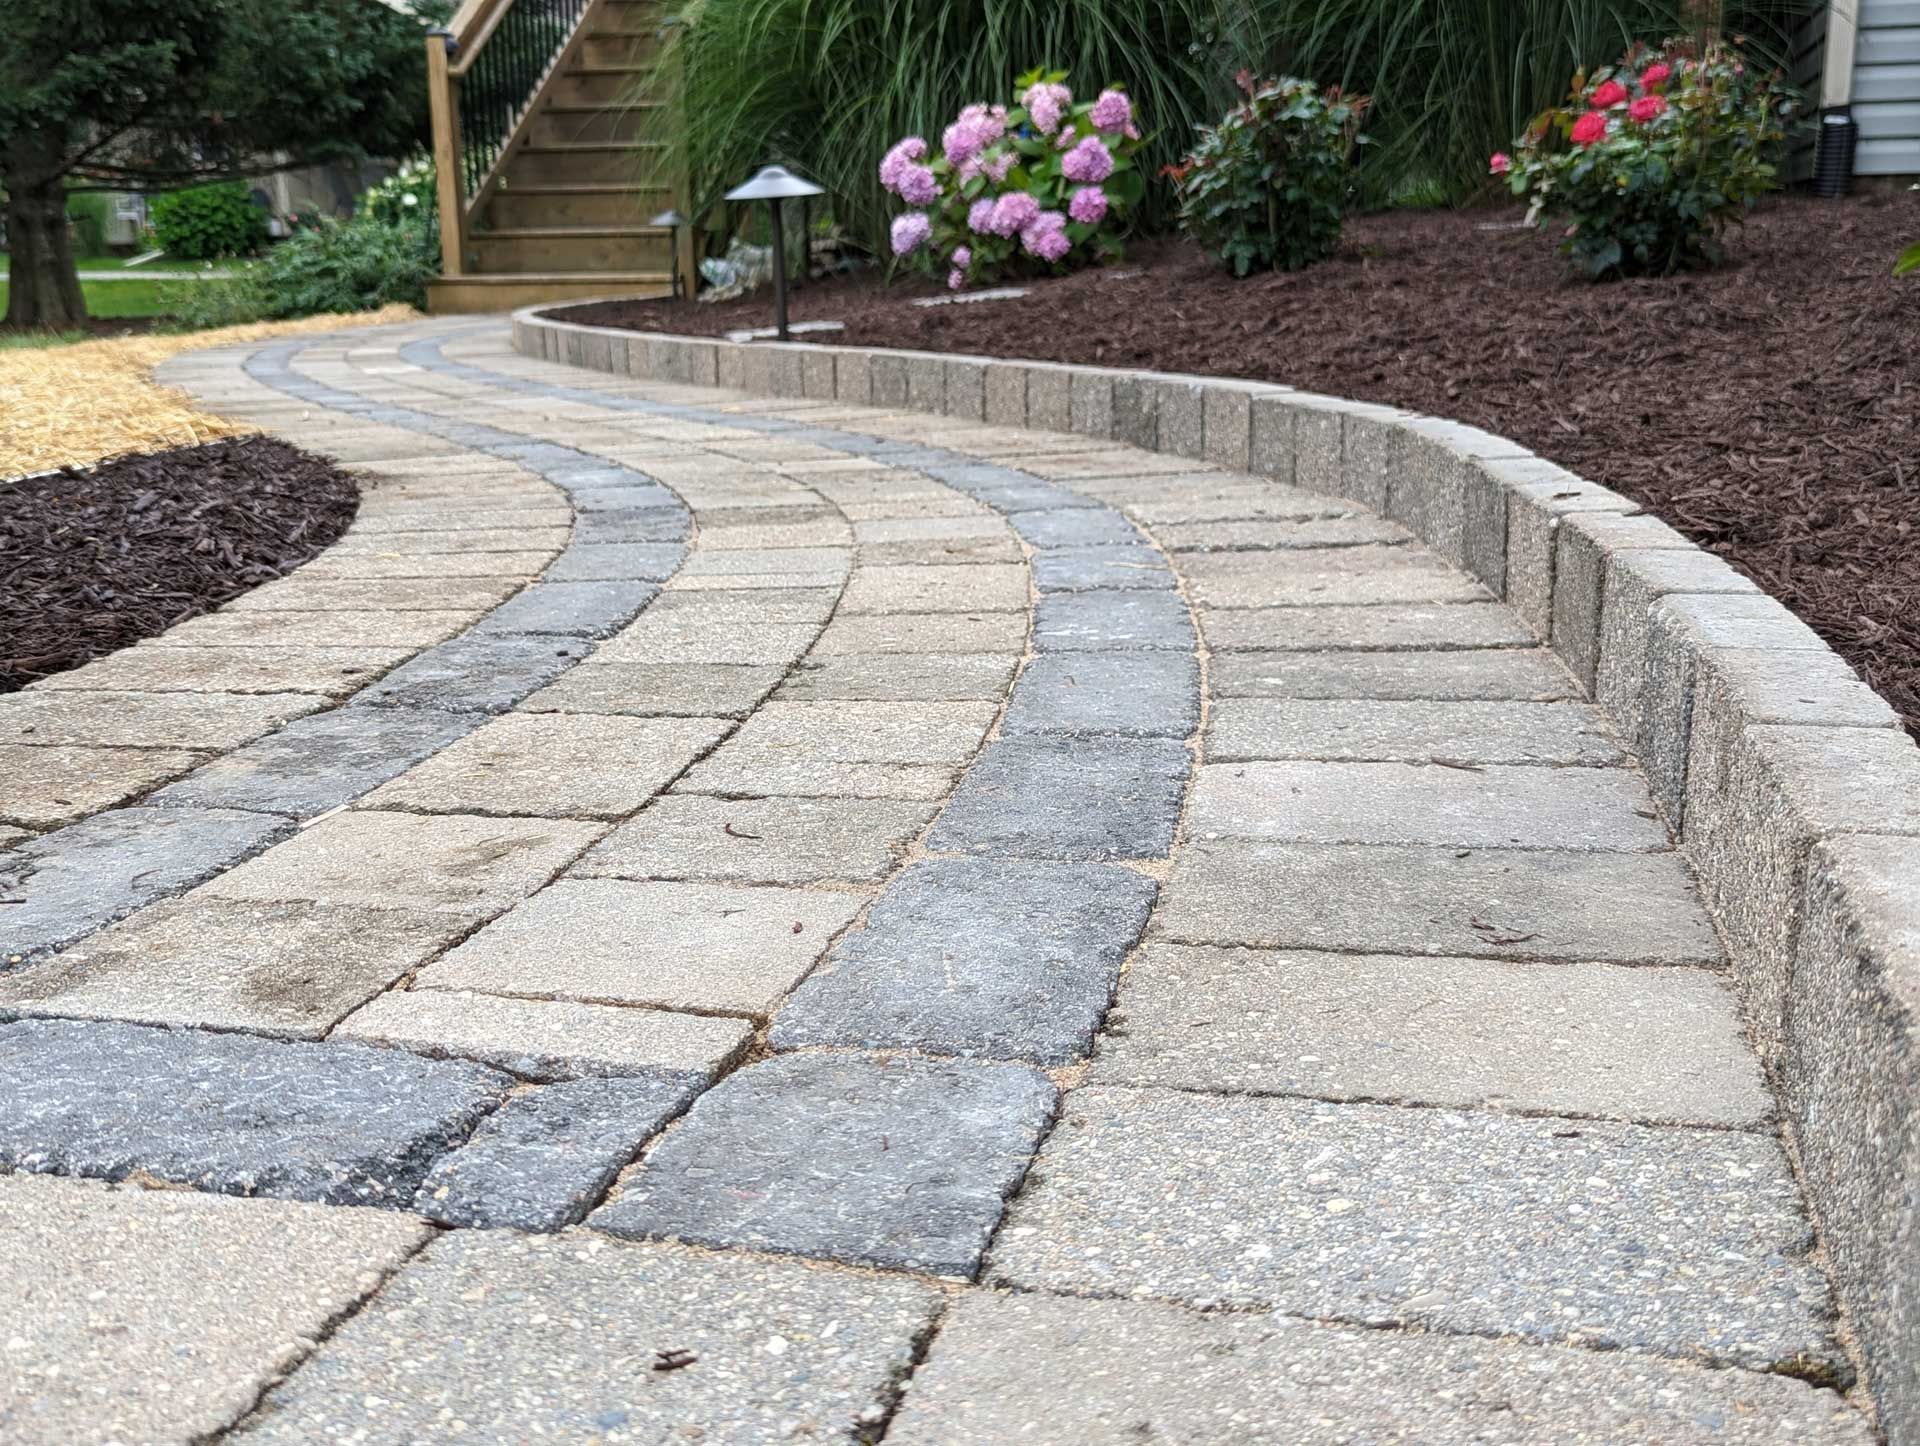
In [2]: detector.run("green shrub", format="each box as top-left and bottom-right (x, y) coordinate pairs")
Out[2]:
(162, 271), (272, 330)
(359, 156), (436, 226)
(65, 191), (111, 255)
(148, 182), (268, 260)
(1170, 74), (1367, 275)
(258, 214), (438, 315)
(1499, 39), (1795, 277)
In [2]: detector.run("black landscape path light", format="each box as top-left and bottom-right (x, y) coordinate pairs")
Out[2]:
(723, 165), (824, 341)
(650, 208), (686, 300)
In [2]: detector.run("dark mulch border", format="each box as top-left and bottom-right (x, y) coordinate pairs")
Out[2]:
(562, 192), (1920, 738)
(1, 436), (360, 691)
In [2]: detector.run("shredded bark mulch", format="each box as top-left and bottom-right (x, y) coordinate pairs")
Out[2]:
(563, 192), (1920, 738)
(1, 436), (360, 691)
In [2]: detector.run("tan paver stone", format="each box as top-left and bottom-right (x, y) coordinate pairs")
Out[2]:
(0, 896), (468, 1037)
(329, 526), (571, 555)
(26, 644), (414, 698)
(575, 794), (935, 883)
(0, 1174), (428, 1446)
(592, 617), (820, 665)
(299, 549), (558, 579)
(775, 652), (1020, 702)
(1096, 944), (1770, 1126)
(676, 546), (851, 577)
(1199, 601), (1535, 653)
(1180, 546), (1491, 609)
(150, 608), (477, 650)
(0, 744), (201, 827)
(334, 987), (751, 1082)
(678, 702), (991, 799)
(362, 713), (728, 820)
(0, 689), (319, 750)
(1211, 648), (1578, 701)
(644, 586), (839, 626)
(1206, 698), (1623, 765)
(812, 612), (1027, 656)
(204, 810), (603, 917)
(840, 563), (1029, 614)
(222, 576), (523, 613)
(519, 661), (782, 717)
(421, 878), (862, 1015)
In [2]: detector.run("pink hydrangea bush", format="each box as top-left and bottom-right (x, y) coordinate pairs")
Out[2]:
(877, 66), (1145, 287)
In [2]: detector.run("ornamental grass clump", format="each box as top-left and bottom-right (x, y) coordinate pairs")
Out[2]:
(878, 68), (1146, 290)
(1167, 74), (1368, 277)
(1497, 39), (1796, 279)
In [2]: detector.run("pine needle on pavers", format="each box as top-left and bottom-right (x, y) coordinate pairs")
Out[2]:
(0, 304), (419, 478)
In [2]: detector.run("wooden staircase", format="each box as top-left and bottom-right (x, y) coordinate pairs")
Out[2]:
(424, 0), (689, 314)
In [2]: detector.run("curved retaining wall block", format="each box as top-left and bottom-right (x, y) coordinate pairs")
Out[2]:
(512, 303), (1920, 1439)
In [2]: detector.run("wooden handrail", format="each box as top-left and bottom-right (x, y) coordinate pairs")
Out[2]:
(448, 0), (521, 78)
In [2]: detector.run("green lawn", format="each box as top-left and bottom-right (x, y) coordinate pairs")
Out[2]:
(0, 253), (257, 276)
(0, 277), (175, 317)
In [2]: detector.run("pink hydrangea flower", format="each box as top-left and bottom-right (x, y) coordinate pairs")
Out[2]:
(1020, 209), (1070, 262)
(967, 198), (997, 233)
(986, 151), (1016, 184)
(951, 245), (971, 269)
(896, 163), (938, 206)
(942, 102), (1007, 167)
(890, 211), (931, 256)
(948, 268), (966, 290)
(988, 190), (1041, 237)
(878, 136), (928, 194)
(1090, 88), (1131, 133)
(1068, 185), (1107, 224)
(1022, 81), (1071, 135)
(1061, 135), (1114, 184)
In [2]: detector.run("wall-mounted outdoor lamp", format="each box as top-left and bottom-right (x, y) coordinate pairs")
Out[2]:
(722, 165), (823, 341)
(650, 208), (687, 300)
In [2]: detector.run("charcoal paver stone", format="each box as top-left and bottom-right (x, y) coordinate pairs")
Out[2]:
(421, 878), (861, 1015)
(0, 896), (467, 1037)
(1210, 647), (1577, 701)
(886, 1292), (1871, 1446)
(353, 635), (584, 712)
(593, 1052), (1056, 1276)
(574, 794), (935, 884)
(1, 806), (292, 964)
(542, 541), (686, 582)
(1207, 698), (1623, 764)
(930, 735), (1188, 861)
(1097, 944), (1769, 1126)
(1199, 601), (1533, 653)
(1156, 840), (1724, 965)
(775, 652), (1019, 702)
(469, 579), (659, 638)
(202, 809), (603, 917)
(335, 988), (751, 1083)
(240, 1230), (940, 1442)
(1179, 546), (1489, 609)
(412, 1075), (697, 1231)
(362, 713), (729, 819)
(0, 744), (201, 827)
(1030, 545), (1175, 593)
(570, 506), (691, 544)
(991, 1087), (1839, 1374)
(1187, 760), (1668, 851)
(1005, 507), (1145, 549)
(0, 1016), (508, 1204)
(148, 705), (473, 818)
(1032, 590), (1194, 652)
(0, 688), (320, 751)
(0, 1174), (430, 1446)
(1001, 652), (1199, 739)
(772, 857), (1157, 1063)
(520, 660), (782, 717)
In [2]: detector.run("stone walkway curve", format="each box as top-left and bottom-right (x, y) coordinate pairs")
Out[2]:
(0, 317), (1877, 1443)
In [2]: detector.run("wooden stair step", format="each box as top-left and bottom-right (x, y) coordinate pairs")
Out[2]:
(474, 226), (670, 239)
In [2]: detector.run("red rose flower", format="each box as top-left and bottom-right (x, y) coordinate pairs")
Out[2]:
(1640, 62), (1672, 90)
(1570, 110), (1609, 145)
(1489, 151), (1512, 174)
(1591, 79), (1629, 108)
(1629, 95), (1666, 123)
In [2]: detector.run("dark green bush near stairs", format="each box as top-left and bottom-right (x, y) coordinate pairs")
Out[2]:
(147, 182), (268, 260)
(164, 214), (439, 330)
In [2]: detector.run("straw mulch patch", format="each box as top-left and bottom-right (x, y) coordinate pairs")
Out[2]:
(0, 304), (419, 480)
(1, 436), (360, 691)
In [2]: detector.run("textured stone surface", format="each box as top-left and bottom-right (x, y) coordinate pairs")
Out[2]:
(244, 1231), (940, 1442)
(1, 806), (291, 964)
(1552, 511), (1694, 689)
(993, 1088), (1839, 1374)
(1156, 840), (1723, 964)
(1181, 546), (1487, 609)
(335, 987), (751, 1083)
(1187, 760), (1668, 851)
(28, 642), (414, 698)
(0, 895), (465, 1037)
(840, 562), (1027, 614)
(1032, 589), (1194, 652)
(203, 809), (602, 917)
(0, 744), (201, 827)
(0, 1017), (507, 1204)
(929, 735), (1188, 860)
(1199, 601), (1533, 652)
(773, 857), (1157, 1062)
(594, 1053), (1055, 1276)
(0, 1174), (430, 1446)
(0, 688), (318, 750)
(1594, 546), (1758, 740)
(354, 635), (584, 712)
(1210, 647), (1577, 701)
(1001, 652), (1199, 739)
(421, 878), (859, 1015)
(888, 1292), (1870, 1445)
(469, 579), (659, 638)
(1207, 697), (1623, 764)
(681, 699), (992, 799)
(363, 712), (728, 819)
(520, 660), (783, 717)
(1005, 506), (1145, 549)
(575, 794), (934, 883)
(1162, 514), (1408, 552)
(1029, 544), (1174, 593)
(775, 651), (1018, 702)
(1098, 944), (1768, 1126)
(413, 1075), (696, 1230)
(813, 611), (1024, 656)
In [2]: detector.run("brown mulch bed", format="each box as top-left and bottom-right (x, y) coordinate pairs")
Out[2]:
(1, 436), (360, 691)
(562, 192), (1920, 738)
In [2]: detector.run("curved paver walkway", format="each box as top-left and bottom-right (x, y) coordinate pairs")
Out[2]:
(0, 318), (1876, 1443)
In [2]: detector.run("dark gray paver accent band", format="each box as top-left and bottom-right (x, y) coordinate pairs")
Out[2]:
(0, 1017), (509, 1206)
(592, 1052), (1057, 1277)
(929, 735), (1189, 860)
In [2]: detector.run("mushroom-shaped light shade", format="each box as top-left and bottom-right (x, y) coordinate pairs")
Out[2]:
(649, 208), (685, 228)
(724, 165), (825, 201)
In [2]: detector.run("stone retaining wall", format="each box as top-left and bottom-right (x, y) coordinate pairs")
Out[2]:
(512, 304), (1920, 1438)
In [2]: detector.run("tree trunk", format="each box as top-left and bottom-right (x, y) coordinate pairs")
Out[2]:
(3, 133), (87, 330)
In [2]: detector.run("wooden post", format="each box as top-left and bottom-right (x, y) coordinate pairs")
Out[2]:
(425, 32), (466, 278)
